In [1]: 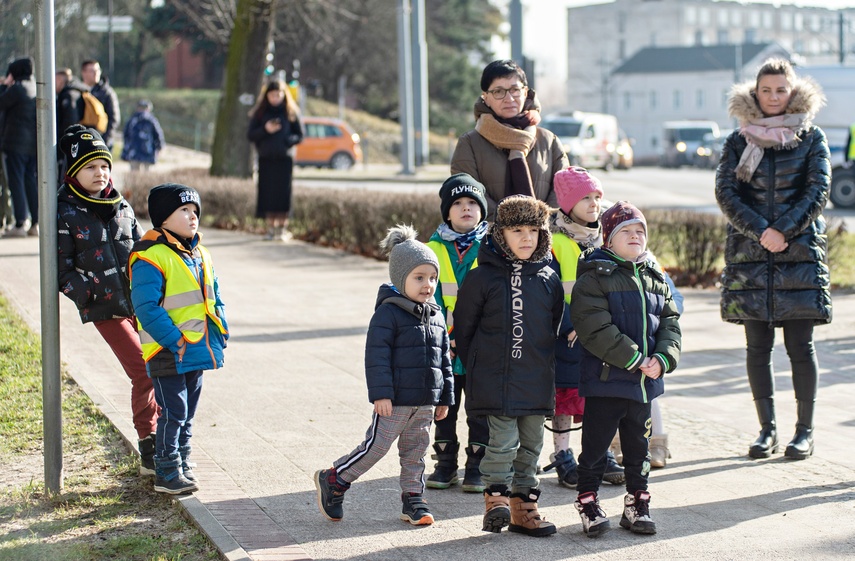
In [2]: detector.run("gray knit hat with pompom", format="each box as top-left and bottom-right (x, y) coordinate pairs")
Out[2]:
(379, 224), (440, 292)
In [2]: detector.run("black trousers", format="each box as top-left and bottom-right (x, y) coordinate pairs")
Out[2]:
(744, 320), (818, 402)
(433, 374), (489, 447)
(577, 396), (651, 495)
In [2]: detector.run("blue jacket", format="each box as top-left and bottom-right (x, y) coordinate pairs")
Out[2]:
(364, 284), (454, 407)
(130, 229), (228, 376)
(570, 248), (681, 403)
(121, 110), (165, 164)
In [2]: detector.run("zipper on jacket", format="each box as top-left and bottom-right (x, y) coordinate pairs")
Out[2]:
(767, 154), (776, 322)
(632, 263), (649, 403)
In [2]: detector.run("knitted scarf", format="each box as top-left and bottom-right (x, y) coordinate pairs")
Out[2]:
(550, 211), (602, 250)
(435, 221), (489, 254)
(473, 89), (542, 198)
(65, 178), (123, 223)
(736, 113), (807, 182)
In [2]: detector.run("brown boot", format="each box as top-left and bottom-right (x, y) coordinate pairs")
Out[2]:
(509, 488), (556, 537)
(482, 484), (510, 533)
(649, 434), (671, 468)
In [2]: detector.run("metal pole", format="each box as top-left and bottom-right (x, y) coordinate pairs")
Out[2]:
(411, 0), (429, 167)
(397, 0), (415, 175)
(509, 0), (523, 66)
(840, 12), (845, 65)
(108, 0), (115, 79)
(34, 0), (63, 493)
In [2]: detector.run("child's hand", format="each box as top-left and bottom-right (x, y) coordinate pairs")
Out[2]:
(176, 338), (187, 363)
(435, 406), (449, 421)
(567, 330), (578, 348)
(639, 357), (662, 379)
(373, 399), (393, 417)
(449, 341), (456, 359)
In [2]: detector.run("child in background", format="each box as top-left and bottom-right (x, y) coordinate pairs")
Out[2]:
(571, 201), (681, 537)
(121, 99), (165, 172)
(455, 195), (564, 537)
(56, 124), (159, 475)
(425, 173), (490, 493)
(130, 183), (229, 495)
(315, 225), (453, 526)
(543, 167), (624, 489)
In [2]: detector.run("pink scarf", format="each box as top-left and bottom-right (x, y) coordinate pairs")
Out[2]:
(736, 113), (806, 182)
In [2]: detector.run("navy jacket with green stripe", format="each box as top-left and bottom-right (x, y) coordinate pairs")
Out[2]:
(570, 248), (681, 403)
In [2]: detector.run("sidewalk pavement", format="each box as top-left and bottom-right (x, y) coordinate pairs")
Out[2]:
(1, 153), (853, 560)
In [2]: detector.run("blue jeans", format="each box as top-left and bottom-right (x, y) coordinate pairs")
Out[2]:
(3, 150), (37, 226)
(152, 370), (203, 458)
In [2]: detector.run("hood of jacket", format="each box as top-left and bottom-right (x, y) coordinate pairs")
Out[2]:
(374, 283), (440, 323)
(728, 76), (825, 130)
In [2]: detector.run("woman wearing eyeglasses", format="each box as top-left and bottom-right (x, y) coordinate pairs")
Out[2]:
(451, 59), (569, 220)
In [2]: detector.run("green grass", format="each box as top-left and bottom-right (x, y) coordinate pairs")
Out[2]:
(829, 230), (855, 289)
(0, 294), (220, 561)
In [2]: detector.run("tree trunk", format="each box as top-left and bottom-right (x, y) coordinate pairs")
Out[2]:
(210, 0), (275, 178)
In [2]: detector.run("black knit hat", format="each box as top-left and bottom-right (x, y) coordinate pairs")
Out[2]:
(147, 183), (201, 228)
(7, 58), (33, 80)
(59, 124), (112, 178)
(439, 173), (488, 225)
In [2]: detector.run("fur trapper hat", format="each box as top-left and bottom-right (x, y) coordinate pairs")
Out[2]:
(380, 224), (440, 293)
(491, 195), (552, 261)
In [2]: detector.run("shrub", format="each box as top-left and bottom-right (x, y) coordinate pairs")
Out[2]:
(643, 209), (728, 286)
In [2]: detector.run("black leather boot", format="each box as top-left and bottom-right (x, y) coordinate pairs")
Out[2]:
(462, 444), (486, 493)
(748, 398), (778, 459)
(785, 400), (814, 460)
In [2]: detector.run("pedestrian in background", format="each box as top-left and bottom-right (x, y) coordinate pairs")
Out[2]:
(314, 225), (453, 526)
(451, 59), (568, 220)
(121, 100), (165, 172)
(247, 81), (303, 242)
(56, 125), (159, 475)
(715, 58), (831, 461)
(80, 59), (120, 149)
(0, 57), (38, 238)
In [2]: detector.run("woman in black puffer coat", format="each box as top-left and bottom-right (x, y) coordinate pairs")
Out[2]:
(715, 59), (831, 462)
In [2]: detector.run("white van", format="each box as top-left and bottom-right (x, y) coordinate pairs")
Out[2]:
(660, 120), (720, 168)
(541, 111), (620, 170)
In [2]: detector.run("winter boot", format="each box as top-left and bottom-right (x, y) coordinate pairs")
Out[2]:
(314, 468), (350, 521)
(542, 449), (578, 489)
(784, 400), (815, 460)
(400, 493), (434, 525)
(138, 433), (156, 476)
(749, 397), (778, 459)
(620, 490), (656, 534)
(178, 444), (197, 484)
(603, 450), (625, 485)
(609, 433), (623, 465)
(482, 484), (511, 533)
(509, 488), (557, 537)
(575, 491), (610, 538)
(649, 434), (671, 468)
(154, 452), (198, 495)
(426, 441), (460, 489)
(462, 444), (486, 493)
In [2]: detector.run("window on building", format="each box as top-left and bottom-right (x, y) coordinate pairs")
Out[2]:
(685, 7), (696, 25)
(763, 12), (773, 29)
(731, 10), (741, 26)
(650, 91), (657, 110)
(651, 32), (657, 46)
(718, 9), (729, 27)
(722, 89), (729, 109)
(624, 92), (631, 110)
(619, 39), (626, 60)
(745, 28), (756, 43)
(619, 12), (626, 33)
(750, 11), (760, 28)
(810, 38), (820, 54)
(700, 8), (710, 26)
(781, 12), (792, 31)
(694, 30), (704, 45)
(811, 14), (821, 32)
(674, 90), (682, 109)
(794, 39), (804, 53)
(696, 89), (704, 108)
(794, 13), (803, 31)
(717, 29), (729, 44)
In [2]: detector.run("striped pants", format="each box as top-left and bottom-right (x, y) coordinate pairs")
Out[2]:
(333, 405), (434, 494)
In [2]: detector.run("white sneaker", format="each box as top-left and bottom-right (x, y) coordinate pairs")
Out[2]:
(27, 223), (39, 237)
(620, 490), (656, 534)
(575, 491), (610, 538)
(3, 224), (28, 238)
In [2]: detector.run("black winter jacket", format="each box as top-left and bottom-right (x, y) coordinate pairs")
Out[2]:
(247, 105), (303, 160)
(57, 182), (143, 323)
(364, 284), (454, 407)
(91, 78), (121, 147)
(570, 248), (681, 403)
(716, 79), (832, 326)
(456, 235), (564, 417)
(0, 78), (37, 155)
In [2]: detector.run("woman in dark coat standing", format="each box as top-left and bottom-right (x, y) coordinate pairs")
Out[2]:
(247, 81), (303, 241)
(715, 59), (831, 461)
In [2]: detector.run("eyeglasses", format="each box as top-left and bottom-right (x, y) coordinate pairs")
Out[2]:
(486, 85), (526, 100)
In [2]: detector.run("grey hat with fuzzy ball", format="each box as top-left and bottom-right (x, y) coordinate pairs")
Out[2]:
(380, 224), (440, 292)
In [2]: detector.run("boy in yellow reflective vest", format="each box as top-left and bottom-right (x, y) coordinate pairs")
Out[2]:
(130, 183), (228, 495)
(425, 173), (490, 492)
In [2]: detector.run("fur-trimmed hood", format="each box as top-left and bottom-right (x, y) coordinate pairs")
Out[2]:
(728, 76), (825, 129)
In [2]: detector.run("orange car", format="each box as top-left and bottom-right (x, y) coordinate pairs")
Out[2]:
(295, 117), (362, 170)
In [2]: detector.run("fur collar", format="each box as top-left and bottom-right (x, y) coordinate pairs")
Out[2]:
(728, 76), (825, 130)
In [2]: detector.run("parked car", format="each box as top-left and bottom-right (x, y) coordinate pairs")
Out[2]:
(660, 120), (720, 168)
(693, 128), (732, 169)
(295, 117), (362, 170)
(616, 129), (633, 170)
(541, 111), (620, 170)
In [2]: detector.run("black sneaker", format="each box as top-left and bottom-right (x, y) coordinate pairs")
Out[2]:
(315, 468), (349, 521)
(620, 490), (656, 534)
(154, 472), (198, 495)
(603, 450), (626, 485)
(138, 433), (156, 476)
(400, 493), (434, 525)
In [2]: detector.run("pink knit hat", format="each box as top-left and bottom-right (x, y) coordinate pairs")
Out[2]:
(554, 167), (604, 215)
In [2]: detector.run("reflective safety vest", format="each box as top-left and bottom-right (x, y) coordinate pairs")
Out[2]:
(849, 124), (855, 160)
(551, 234), (582, 304)
(130, 243), (226, 361)
(426, 240), (477, 331)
